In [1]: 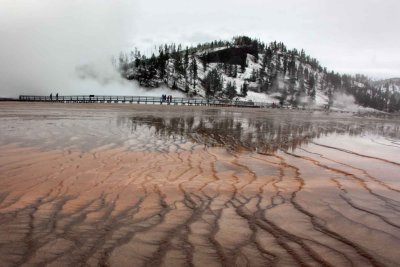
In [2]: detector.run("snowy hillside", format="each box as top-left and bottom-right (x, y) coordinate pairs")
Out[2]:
(118, 36), (400, 112)
(373, 78), (400, 94)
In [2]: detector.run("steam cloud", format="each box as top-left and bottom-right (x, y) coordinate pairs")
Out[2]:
(0, 1), (183, 98)
(332, 92), (359, 111)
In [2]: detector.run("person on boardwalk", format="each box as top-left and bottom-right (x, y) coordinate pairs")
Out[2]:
(56, 93), (58, 100)
(50, 93), (52, 100)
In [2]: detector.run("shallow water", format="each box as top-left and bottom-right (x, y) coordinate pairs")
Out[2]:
(0, 102), (399, 266)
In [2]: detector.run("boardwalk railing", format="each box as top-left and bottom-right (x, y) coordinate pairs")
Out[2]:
(16, 95), (361, 113)
(18, 95), (277, 108)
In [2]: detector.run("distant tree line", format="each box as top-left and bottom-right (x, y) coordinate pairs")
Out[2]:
(116, 36), (400, 112)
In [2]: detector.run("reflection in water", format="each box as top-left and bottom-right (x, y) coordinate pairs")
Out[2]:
(1, 104), (399, 153)
(117, 110), (400, 153)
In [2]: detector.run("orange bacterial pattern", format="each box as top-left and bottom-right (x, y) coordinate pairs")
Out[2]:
(0, 103), (399, 266)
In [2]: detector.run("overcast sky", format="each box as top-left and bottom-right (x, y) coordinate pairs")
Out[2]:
(1, 0), (399, 97)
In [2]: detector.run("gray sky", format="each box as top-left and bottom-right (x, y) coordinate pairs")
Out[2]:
(1, 0), (399, 97)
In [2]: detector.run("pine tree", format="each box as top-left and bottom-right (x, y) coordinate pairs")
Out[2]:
(299, 78), (306, 95)
(300, 49), (306, 62)
(297, 64), (304, 80)
(388, 94), (398, 112)
(260, 80), (269, 93)
(250, 69), (257, 82)
(202, 69), (223, 98)
(157, 50), (166, 79)
(304, 68), (309, 80)
(202, 59), (208, 72)
(184, 47), (189, 71)
(288, 56), (296, 78)
(310, 87), (316, 102)
(190, 57), (198, 88)
(283, 56), (288, 75)
(240, 57), (247, 73)
(225, 81), (237, 99)
(265, 47), (273, 66)
(275, 56), (281, 72)
(288, 78), (296, 95)
(233, 65), (238, 78)
(241, 82), (248, 97)
(327, 89), (334, 108)
(173, 47), (184, 76)
(308, 74), (316, 96)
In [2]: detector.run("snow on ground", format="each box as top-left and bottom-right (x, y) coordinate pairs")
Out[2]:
(196, 46), (229, 55)
(392, 84), (400, 93)
(239, 91), (278, 103)
(385, 84), (400, 93)
(353, 81), (365, 88)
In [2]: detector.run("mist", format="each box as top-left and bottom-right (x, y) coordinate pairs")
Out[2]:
(331, 92), (359, 111)
(0, 0), (183, 98)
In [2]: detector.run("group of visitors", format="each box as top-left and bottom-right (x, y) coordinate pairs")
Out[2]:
(161, 94), (173, 103)
(49, 93), (59, 100)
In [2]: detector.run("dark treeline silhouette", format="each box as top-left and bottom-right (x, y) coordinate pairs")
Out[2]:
(116, 36), (400, 112)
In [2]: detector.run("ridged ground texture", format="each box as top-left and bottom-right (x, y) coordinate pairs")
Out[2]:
(0, 103), (399, 267)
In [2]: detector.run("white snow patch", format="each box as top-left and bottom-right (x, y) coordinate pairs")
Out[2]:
(239, 91), (278, 103)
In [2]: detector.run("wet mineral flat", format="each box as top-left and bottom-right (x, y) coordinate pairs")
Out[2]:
(0, 102), (399, 267)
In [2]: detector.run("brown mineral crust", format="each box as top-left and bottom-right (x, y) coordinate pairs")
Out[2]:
(0, 142), (399, 267)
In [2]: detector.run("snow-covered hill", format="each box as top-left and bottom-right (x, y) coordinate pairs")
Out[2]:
(118, 36), (400, 112)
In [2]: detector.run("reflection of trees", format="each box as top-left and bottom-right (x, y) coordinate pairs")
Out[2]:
(117, 112), (400, 153)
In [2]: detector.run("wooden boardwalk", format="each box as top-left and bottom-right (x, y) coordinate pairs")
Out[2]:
(15, 95), (364, 114)
(18, 95), (274, 108)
